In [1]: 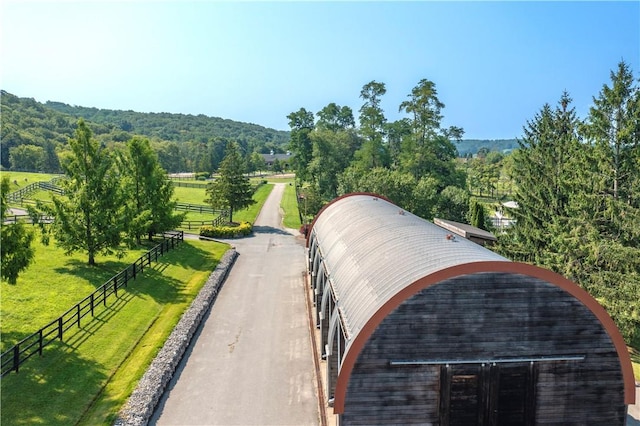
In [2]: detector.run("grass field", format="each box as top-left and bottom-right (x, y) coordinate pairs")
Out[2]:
(278, 178), (302, 230)
(1, 171), (62, 189)
(1, 236), (229, 425)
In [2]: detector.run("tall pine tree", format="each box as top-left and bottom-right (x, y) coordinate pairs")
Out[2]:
(499, 92), (581, 266)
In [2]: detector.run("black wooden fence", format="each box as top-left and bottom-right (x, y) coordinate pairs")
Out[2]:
(0, 231), (184, 377)
(175, 203), (220, 214)
(171, 181), (209, 189)
(2, 214), (54, 225)
(7, 179), (64, 203)
(179, 209), (230, 230)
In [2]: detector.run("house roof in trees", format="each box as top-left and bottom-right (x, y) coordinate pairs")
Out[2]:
(260, 153), (292, 164)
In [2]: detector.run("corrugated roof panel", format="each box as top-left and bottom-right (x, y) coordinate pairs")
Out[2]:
(311, 194), (508, 345)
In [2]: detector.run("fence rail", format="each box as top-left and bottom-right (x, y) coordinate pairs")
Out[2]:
(3, 214), (54, 225)
(0, 231), (184, 377)
(7, 180), (64, 203)
(175, 203), (221, 214)
(170, 181), (209, 189)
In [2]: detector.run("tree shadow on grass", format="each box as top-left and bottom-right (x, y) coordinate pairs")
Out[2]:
(1, 339), (108, 426)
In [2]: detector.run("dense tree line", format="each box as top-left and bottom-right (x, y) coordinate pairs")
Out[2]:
(1, 90), (512, 177)
(0, 91), (290, 174)
(288, 62), (639, 344)
(496, 61), (639, 343)
(288, 78), (472, 223)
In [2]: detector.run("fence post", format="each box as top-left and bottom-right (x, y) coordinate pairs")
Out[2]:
(58, 317), (63, 340)
(103, 285), (107, 306)
(13, 345), (19, 374)
(77, 304), (81, 328)
(90, 293), (94, 317)
(114, 277), (118, 297)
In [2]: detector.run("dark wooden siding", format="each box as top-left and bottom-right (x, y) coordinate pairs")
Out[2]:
(341, 272), (625, 425)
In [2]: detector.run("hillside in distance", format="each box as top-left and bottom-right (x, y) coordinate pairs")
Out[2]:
(1, 90), (291, 171)
(45, 100), (291, 147)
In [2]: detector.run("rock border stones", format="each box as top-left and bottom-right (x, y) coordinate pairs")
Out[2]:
(114, 249), (238, 426)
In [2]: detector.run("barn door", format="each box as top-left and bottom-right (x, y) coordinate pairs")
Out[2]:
(439, 363), (536, 426)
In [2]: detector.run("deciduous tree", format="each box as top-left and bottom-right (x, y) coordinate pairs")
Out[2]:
(287, 108), (315, 181)
(44, 119), (125, 265)
(117, 137), (183, 244)
(355, 81), (389, 169)
(0, 176), (35, 284)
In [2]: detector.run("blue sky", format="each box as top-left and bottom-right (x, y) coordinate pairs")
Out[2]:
(1, 1), (638, 139)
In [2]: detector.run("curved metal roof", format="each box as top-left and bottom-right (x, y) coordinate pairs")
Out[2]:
(310, 194), (508, 341)
(308, 193), (636, 412)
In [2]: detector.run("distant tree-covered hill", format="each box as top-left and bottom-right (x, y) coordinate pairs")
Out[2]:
(1, 90), (518, 174)
(45, 101), (290, 146)
(0, 90), (291, 172)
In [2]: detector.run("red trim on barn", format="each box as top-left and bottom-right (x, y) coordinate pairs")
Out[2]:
(331, 261), (636, 413)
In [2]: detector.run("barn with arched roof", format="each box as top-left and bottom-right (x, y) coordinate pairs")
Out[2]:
(306, 193), (635, 425)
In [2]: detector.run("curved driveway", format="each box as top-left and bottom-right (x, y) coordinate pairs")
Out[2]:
(151, 183), (319, 425)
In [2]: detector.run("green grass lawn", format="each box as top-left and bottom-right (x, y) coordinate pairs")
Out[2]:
(1, 171), (62, 190)
(1, 235), (229, 425)
(172, 185), (208, 205)
(279, 180), (302, 230)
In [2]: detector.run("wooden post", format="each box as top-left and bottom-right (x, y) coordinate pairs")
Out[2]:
(113, 277), (118, 297)
(58, 317), (63, 340)
(38, 329), (43, 356)
(77, 304), (81, 328)
(103, 285), (107, 306)
(13, 345), (19, 374)
(90, 293), (94, 317)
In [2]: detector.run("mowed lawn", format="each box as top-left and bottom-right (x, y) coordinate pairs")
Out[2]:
(0, 174), (281, 425)
(1, 231), (230, 425)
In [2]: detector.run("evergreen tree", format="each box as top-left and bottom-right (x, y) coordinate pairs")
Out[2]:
(582, 60), (640, 204)
(44, 119), (125, 265)
(0, 176), (35, 284)
(500, 93), (581, 265)
(205, 141), (255, 223)
(468, 198), (489, 230)
(564, 61), (640, 342)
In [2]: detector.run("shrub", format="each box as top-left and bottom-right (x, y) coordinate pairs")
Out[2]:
(200, 222), (253, 238)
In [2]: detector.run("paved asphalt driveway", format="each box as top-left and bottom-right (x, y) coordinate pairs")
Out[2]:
(151, 183), (319, 425)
